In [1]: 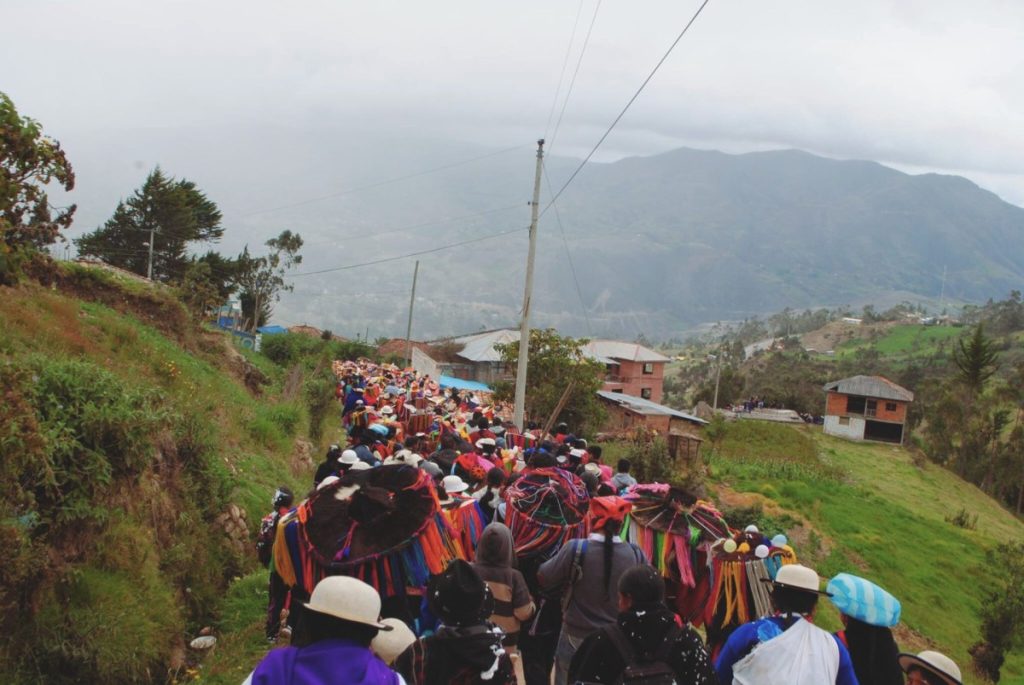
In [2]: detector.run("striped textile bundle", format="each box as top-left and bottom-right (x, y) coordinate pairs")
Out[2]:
(625, 516), (697, 588)
(442, 499), (487, 562)
(826, 573), (901, 627)
(271, 467), (463, 597)
(504, 467), (590, 558)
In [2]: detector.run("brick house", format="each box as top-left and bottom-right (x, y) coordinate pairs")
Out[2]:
(822, 375), (914, 444)
(583, 340), (671, 404)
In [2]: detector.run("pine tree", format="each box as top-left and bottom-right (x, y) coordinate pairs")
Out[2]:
(75, 168), (222, 282)
(953, 324), (999, 396)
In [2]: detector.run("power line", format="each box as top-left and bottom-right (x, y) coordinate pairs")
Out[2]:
(542, 159), (593, 335)
(239, 144), (526, 218)
(288, 225), (528, 278)
(302, 202), (523, 246)
(543, 0), (586, 140)
(542, 0), (713, 215)
(548, 0), (603, 152)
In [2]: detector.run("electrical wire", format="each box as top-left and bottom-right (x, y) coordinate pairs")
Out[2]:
(239, 144), (526, 218)
(542, 159), (593, 335)
(542, 0), (713, 216)
(288, 225), (528, 277)
(548, 0), (603, 153)
(543, 0), (586, 140)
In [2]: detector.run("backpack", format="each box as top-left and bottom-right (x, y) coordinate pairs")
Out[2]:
(256, 511), (279, 567)
(604, 623), (681, 685)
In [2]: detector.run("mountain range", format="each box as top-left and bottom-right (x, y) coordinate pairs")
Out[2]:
(56, 126), (1024, 339)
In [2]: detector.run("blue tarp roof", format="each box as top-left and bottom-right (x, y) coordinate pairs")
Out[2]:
(438, 375), (492, 392)
(257, 325), (288, 335)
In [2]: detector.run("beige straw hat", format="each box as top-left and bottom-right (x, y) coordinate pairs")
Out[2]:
(371, 618), (416, 664)
(303, 576), (392, 630)
(898, 651), (962, 685)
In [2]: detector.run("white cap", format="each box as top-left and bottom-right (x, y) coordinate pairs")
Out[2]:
(339, 450), (360, 465)
(442, 475), (469, 494)
(380, 405), (394, 415)
(767, 564), (828, 595)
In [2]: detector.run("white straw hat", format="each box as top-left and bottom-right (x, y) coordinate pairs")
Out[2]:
(303, 576), (392, 630)
(442, 475), (469, 494)
(371, 618), (416, 665)
(763, 564), (830, 595)
(339, 450), (360, 465)
(898, 651), (962, 685)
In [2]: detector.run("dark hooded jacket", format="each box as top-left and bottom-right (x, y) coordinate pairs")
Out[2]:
(472, 523), (535, 645)
(394, 625), (516, 685)
(568, 603), (718, 685)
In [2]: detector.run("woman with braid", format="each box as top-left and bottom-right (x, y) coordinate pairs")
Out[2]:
(538, 496), (647, 685)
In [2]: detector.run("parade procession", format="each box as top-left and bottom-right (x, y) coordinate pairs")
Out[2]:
(244, 359), (957, 685)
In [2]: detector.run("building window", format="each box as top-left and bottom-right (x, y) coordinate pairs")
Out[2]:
(838, 416), (850, 426)
(885, 402), (898, 412)
(612, 388), (624, 394)
(846, 396), (866, 414)
(641, 388), (653, 400)
(642, 362), (655, 375)
(866, 399), (877, 417)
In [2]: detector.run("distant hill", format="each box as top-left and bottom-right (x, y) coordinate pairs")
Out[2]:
(57, 128), (1024, 339)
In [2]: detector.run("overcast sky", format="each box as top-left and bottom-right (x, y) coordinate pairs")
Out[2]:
(4, 0), (1024, 206)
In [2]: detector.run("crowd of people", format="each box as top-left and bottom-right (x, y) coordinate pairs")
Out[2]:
(245, 360), (964, 685)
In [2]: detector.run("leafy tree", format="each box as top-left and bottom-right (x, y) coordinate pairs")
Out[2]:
(493, 329), (606, 435)
(0, 92), (75, 281)
(954, 324), (999, 396)
(971, 542), (1024, 682)
(236, 230), (303, 332)
(177, 261), (221, 318)
(75, 167), (222, 282)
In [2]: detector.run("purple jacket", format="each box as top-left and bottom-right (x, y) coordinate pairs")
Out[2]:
(250, 639), (399, 685)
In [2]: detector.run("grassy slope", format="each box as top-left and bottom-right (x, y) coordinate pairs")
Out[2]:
(707, 422), (1024, 684)
(835, 323), (964, 359)
(0, 272), (310, 682)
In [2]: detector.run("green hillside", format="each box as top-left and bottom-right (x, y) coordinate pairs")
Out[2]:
(707, 421), (1024, 684)
(0, 262), (309, 683)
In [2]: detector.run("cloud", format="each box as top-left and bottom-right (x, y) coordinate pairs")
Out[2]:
(2, 0), (1023, 203)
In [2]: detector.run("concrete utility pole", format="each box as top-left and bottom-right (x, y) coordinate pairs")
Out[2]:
(712, 352), (723, 411)
(513, 139), (545, 430)
(405, 260), (420, 368)
(146, 227), (156, 281)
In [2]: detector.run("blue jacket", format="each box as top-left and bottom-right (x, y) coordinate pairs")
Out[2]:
(715, 615), (859, 685)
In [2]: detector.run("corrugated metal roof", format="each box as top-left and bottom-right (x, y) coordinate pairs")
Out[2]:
(596, 390), (708, 424)
(583, 340), (671, 364)
(823, 375), (914, 402)
(454, 329), (520, 363)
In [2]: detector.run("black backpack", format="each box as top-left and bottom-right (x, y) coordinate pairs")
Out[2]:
(605, 623), (681, 685)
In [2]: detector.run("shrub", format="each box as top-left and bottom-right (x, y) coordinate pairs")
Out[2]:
(945, 507), (978, 530)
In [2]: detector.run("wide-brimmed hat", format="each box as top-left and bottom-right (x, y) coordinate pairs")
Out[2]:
(475, 438), (496, 449)
(380, 406), (395, 416)
(898, 651), (962, 685)
(427, 559), (493, 626)
(442, 475), (469, 494)
(583, 462), (601, 477)
(339, 449), (360, 465)
(762, 564), (831, 595)
(371, 618), (416, 665)
(303, 576), (392, 630)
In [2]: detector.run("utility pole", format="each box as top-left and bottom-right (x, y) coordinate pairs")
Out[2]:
(146, 227), (156, 281)
(513, 139), (545, 430)
(712, 352), (723, 411)
(405, 260), (420, 368)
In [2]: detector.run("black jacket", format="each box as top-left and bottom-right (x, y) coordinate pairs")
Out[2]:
(568, 604), (718, 685)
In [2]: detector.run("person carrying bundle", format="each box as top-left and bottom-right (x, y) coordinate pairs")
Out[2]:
(714, 564), (858, 685)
